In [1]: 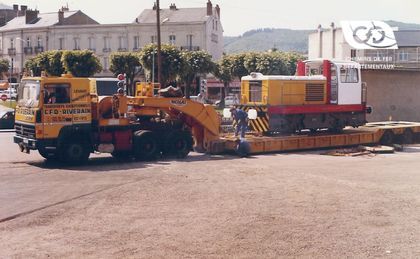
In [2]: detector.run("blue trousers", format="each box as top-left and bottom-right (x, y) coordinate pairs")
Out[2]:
(235, 121), (247, 138)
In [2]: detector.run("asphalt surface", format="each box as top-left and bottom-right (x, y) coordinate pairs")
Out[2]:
(0, 131), (420, 258)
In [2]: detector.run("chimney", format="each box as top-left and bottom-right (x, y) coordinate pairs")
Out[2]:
(169, 3), (177, 10)
(206, 0), (212, 16)
(153, 2), (157, 10)
(215, 4), (220, 18)
(21, 5), (27, 12)
(25, 9), (38, 24)
(13, 4), (18, 11)
(58, 10), (64, 25)
(60, 5), (69, 12)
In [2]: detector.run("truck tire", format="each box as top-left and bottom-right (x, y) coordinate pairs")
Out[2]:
(163, 130), (193, 158)
(38, 147), (57, 161)
(59, 140), (90, 164)
(133, 130), (160, 161)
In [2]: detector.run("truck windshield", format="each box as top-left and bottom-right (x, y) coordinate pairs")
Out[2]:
(17, 80), (40, 108)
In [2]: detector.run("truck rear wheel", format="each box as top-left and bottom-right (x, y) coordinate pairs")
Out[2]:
(133, 130), (160, 161)
(163, 130), (193, 158)
(59, 141), (90, 164)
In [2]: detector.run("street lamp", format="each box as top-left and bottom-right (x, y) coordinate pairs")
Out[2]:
(152, 17), (169, 85)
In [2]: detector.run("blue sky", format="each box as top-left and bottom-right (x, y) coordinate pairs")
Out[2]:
(2, 0), (419, 36)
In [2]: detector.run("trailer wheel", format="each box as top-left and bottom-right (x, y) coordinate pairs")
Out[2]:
(402, 128), (414, 144)
(380, 130), (394, 146)
(163, 131), (192, 158)
(133, 130), (160, 161)
(59, 140), (90, 164)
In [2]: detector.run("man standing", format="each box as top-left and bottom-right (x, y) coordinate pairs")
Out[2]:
(230, 107), (248, 138)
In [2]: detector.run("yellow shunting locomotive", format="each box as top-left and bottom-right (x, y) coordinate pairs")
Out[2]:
(240, 59), (370, 133)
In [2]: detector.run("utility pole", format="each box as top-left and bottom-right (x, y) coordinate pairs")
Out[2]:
(156, 0), (162, 88)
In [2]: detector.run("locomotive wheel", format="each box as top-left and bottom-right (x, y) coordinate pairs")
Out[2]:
(163, 131), (193, 158)
(380, 130), (395, 146)
(133, 130), (160, 161)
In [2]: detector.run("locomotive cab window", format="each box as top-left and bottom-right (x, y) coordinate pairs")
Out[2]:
(249, 80), (262, 102)
(44, 84), (70, 104)
(340, 67), (359, 83)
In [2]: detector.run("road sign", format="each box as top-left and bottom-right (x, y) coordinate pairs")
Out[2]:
(0, 94), (7, 101)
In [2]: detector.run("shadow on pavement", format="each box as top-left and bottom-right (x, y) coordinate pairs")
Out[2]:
(26, 152), (241, 172)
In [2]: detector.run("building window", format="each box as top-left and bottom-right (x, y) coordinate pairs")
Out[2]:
(186, 34), (193, 47)
(398, 51), (409, 61)
(134, 36), (140, 50)
(216, 20), (218, 31)
(10, 38), (14, 49)
(151, 35), (157, 43)
(58, 38), (64, 50)
(169, 35), (176, 45)
(103, 57), (109, 71)
(37, 36), (42, 47)
(118, 36), (127, 50)
(26, 37), (31, 47)
(350, 49), (356, 59)
(73, 38), (80, 50)
(103, 37), (111, 52)
(88, 37), (95, 51)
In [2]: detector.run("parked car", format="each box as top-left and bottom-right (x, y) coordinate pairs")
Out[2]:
(215, 95), (240, 107)
(0, 88), (17, 100)
(0, 109), (15, 129)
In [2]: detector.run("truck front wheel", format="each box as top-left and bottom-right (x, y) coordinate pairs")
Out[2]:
(59, 141), (90, 164)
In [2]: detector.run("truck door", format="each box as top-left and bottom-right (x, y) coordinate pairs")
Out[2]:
(42, 83), (71, 138)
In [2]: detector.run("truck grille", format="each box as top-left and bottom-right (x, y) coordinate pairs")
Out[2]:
(305, 83), (324, 102)
(15, 123), (36, 139)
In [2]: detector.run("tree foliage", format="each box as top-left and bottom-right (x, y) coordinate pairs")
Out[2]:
(139, 44), (186, 86)
(181, 50), (215, 97)
(0, 58), (9, 77)
(110, 52), (142, 96)
(61, 50), (102, 77)
(24, 50), (65, 76)
(214, 55), (233, 105)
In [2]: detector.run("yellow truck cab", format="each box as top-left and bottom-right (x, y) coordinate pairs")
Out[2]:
(14, 74), (94, 162)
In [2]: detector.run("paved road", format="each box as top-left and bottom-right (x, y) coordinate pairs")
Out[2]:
(1, 131), (420, 257)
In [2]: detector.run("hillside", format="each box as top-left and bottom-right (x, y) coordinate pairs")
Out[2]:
(224, 28), (313, 54)
(224, 21), (420, 54)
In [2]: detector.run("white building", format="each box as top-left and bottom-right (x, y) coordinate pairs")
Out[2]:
(0, 1), (223, 80)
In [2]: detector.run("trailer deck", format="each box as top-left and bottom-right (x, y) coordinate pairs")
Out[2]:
(208, 121), (420, 155)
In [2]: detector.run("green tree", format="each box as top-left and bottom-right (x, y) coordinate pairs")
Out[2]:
(214, 55), (233, 106)
(24, 50), (65, 76)
(140, 44), (186, 87)
(230, 53), (249, 79)
(25, 57), (42, 76)
(0, 58), (10, 78)
(181, 50), (215, 98)
(61, 50), (102, 77)
(110, 52), (142, 96)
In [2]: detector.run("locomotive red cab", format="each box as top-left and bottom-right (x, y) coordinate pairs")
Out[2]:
(239, 59), (368, 133)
